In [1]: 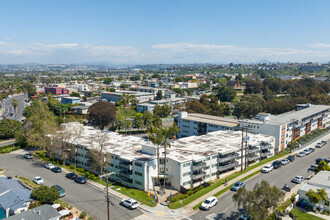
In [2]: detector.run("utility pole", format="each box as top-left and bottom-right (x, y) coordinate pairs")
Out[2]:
(244, 127), (248, 170)
(241, 127), (244, 173)
(100, 172), (115, 220)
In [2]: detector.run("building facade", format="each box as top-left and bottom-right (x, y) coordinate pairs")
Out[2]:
(240, 105), (330, 152)
(101, 91), (155, 103)
(136, 103), (155, 113)
(61, 97), (81, 105)
(44, 87), (68, 95)
(176, 112), (240, 138)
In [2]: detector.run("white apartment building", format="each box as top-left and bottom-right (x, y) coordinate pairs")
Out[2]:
(135, 87), (167, 96)
(57, 123), (274, 192)
(150, 97), (187, 106)
(101, 91), (155, 103)
(176, 112), (240, 138)
(240, 104), (330, 153)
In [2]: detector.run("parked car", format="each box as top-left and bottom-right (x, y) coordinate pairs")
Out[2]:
(120, 198), (139, 210)
(281, 159), (290, 165)
(261, 164), (273, 173)
(309, 164), (318, 171)
(297, 152), (306, 157)
(321, 141), (327, 146)
(44, 163), (55, 169)
(309, 147), (315, 153)
(55, 185), (66, 197)
(33, 176), (44, 185)
(66, 173), (78, 180)
(239, 214), (253, 220)
(24, 153), (32, 159)
(230, 181), (245, 191)
(51, 167), (62, 173)
(304, 149), (312, 155)
(315, 143), (323, 148)
(288, 155), (295, 162)
(272, 160), (282, 169)
(75, 176), (87, 184)
(292, 176), (304, 184)
(200, 196), (218, 210)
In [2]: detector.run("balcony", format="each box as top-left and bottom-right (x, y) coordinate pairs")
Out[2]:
(119, 170), (133, 179)
(261, 151), (272, 157)
(218, 162), (238, 172)
(192, 162), (206, 171)
(219, 153), (240, 163)
(248, 147), (259, 154)
(119, 161), (132, 170)
(248, 155), (259, 162)
(260, 144), (271, 150)
(121, 178), (133, 187)
(192, 172), (206, 180)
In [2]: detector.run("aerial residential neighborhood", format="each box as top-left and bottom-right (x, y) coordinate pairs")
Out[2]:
(0, 1), (330, 220)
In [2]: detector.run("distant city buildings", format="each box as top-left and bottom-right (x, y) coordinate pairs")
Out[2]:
(101, 91), (154, 103)
(44, 87), (68, 95)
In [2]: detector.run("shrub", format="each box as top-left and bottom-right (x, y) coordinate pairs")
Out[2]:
(69, 165), (75, 170)
(89, 174), (96, 180)
(38, 152), (46, 158)
(80, 211), (87, 219)
(323, 210), (329, 216)
(31, 185), (59, 204)
(87, 217), (94, 220)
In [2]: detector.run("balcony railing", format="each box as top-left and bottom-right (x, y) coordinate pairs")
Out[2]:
(192, 162), (206, 171)
(261, 151), (272, 157)
(260, 144), (271, 150)
(248, 147), (259, 154)
(119, 162), (132, 170)
(192, 172), (206, 180)
(219, 153), (240, 163)
(119, 171), (133, 179)
(248, 155), (259, 162)
(218, 162), (238, 172)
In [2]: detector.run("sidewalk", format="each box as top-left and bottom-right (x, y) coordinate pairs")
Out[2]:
(183, 131), (330, 212)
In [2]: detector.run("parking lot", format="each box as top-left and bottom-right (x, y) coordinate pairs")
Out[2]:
(0, 150), (143, 220)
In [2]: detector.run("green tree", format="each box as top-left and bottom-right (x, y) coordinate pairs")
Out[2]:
(142, 111), (153, 128)
(153, 105), (171, 118)
(233, 94), (265, 119)
(233, 181), (284, 220)
(12, 99), (18, 113)
(31, 185), (59, 204)
(156, 90), (163, 100)
(152, 116), (163, 128)
(263, 85), (275, 101)
(306, 188), (328, 205)
(118, 93), (137, 134)
(82, 96), (88, 102)
(245, 79), (264, 94)
(88, 101), (117, 130)
(133, 113), (144, 131)
(217, 86), (236, 102)
(314, 161), (330, 174)
(175, 76), (184, 82)
(173, 88), (184, 96)
(103, 78), (113, 84)
(0, 119), (22, 139)
(19, 83), (36, 98)
(185, 100), (210, 114)
(70, 92), (81, 98)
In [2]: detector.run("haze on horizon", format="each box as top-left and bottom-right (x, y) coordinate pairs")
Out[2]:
(1, 0), (330, 64)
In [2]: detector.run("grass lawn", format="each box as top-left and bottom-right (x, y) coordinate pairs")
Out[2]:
(55, 199), (70, 208)
(19, 176), (39, 189)
(291, 209), (325, 220)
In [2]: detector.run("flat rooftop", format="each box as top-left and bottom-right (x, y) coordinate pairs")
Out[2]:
(102, 91), (154, 96)
(181, 113), (240, 128)
(266, 105), (329, 125)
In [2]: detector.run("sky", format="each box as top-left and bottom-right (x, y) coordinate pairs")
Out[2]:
(0, 0), (330, 64)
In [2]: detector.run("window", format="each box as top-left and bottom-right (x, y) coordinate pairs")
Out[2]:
(212, 155), (217, 159)
(205, 157), (210, 161)
(183, 172), (190, 177)
(135, 180), (142, 185)
(183, 162), (190, 167)
(212, 164), (217, 168)
(135, 162), (142, 167)
(212, 172), (217, 176)
(183, 181), (190, 186)
(135, 171), (142, 176)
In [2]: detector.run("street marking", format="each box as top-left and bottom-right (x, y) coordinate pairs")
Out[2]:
(222, 204), (235, 213)
(206, 213), (216, 220)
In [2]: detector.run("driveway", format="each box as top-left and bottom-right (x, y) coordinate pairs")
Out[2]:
(0, 150), (143, 220)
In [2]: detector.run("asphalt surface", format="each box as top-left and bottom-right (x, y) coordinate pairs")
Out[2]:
(0, 139), (17, 147)
(1, 93), (27, 120)
(191, 137), (330, 220)
(0, 150), (143, 220)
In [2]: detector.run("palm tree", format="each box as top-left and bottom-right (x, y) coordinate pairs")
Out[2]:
(148, 124), (180, 191)
(12, 99), (18, 115)
(147, 126), (163, 189)
(121, 94), (138, 135)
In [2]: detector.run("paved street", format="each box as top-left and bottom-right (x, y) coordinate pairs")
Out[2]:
(0, 139), (16, 147)
(190, 137), (330, 220)
(0, 150), (143, 220)
(1, 93), (27, 120)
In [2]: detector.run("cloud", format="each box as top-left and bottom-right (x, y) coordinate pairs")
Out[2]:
(308, 43), (330, 48)
(0, 40), (329, 64)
